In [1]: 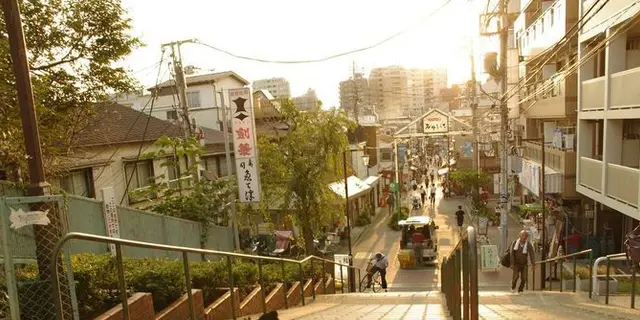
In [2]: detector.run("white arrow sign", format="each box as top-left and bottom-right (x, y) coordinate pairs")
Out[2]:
(9, 207), (51, 229)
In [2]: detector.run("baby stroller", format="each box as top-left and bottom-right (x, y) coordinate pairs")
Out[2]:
(412, 197), (421, 211)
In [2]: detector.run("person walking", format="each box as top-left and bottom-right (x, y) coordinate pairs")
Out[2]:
(420, 185), (427, 205)
(430, 184), (436, 206)
(455, 205), (465, 234)
(412, 228), (425, 265)
(509, 230), (536, 293)
(387, 193), (395, 215)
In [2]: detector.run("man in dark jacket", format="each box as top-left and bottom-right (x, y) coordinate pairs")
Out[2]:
(509, 230), (535, 293)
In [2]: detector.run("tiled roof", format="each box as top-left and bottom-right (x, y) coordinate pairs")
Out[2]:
(73, 103), (183, 147)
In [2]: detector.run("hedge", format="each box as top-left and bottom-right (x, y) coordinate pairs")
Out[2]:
(6, 254), (324, 319)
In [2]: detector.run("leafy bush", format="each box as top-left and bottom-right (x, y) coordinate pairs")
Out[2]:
(355, 214), (371, 227)
(388, 207), (409, 231)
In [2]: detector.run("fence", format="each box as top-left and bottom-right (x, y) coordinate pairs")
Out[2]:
(441, 226), (479, 320)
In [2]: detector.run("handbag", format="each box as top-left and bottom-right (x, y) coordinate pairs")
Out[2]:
(500, 246), (511, 268)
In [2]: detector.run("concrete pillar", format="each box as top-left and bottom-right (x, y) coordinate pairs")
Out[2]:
(605, 119), (623, 165)
(578, 120), (594, 158)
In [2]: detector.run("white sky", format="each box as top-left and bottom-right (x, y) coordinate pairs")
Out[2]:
(121, 0), (495, 107)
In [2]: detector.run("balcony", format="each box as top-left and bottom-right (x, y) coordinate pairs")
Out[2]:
(606, 163), (639, 207)
(523, 141), (575, 175)
(610, 66), (640, 109)
(522, 74), (577, 118)
(579, 157), (602, 191)
(518, 0), (575, 57)
(581, 0), (640, 40)
(580, 77), (605, 111)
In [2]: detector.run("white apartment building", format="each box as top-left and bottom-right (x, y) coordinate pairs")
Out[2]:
(252, 77), (291, 100)
(577, 0), (640, 241)
(114, 71), (249, 131)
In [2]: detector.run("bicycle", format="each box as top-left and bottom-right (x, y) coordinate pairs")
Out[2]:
(359, 266), (382, 293)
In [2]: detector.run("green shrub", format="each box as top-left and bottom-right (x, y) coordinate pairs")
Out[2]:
(388, 207), (409, 231)
(124, 258), (185, 312)
(355, 214), (371, 227)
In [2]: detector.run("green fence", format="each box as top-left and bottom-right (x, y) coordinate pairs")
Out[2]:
(0, 183), (234, 259)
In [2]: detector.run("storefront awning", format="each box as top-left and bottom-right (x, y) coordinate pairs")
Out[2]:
(518, 159), (563, 195)
(363, 175), (381, 186)
(329, 175), (371, 199)
(438, 168), (449, 176)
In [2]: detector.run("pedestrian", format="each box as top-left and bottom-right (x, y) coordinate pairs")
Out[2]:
(430, 184), (436, 206)
(412, 228), (425, 265)
(420, 185), (426, 205)
(455, 205), (465, 233)
(509, 230), (536, 294)
(387, 193), (395, 215)
(368, 252), (389, 292)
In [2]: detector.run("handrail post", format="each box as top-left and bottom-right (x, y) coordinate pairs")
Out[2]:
(311, 260), (316, 300)
(227, 256), (237, 319)
(548, 263), (552, 291)
(281, 259), (288, 309)
(605, 257), (611, 305)
(631, 266), (637, 309)
(258, 259), (267, 314)
(115, 244), (130, 320)
(559, 261), (563, 293)
(573, 256), (577, 292)
(532, 262), (536, 291)
(299, 263), (306, 306)
(468, 227), (478, 320)
(182, 252), (195, 320)
(588, 253), (593, 299)
(358, 268), (362, 293)
(340, 262), (344, 293)
(462, 238), (470, 320)
(322, 259), (326, 293)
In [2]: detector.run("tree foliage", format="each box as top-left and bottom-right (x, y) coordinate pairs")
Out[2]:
(255, 100), (355, 253)
(450, 168), (491, 195)
(0, 0), (140, 179)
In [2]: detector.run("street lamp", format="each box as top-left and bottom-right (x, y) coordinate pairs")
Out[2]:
(362, 154), (370, 177)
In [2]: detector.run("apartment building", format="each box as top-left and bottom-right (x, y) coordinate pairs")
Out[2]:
(510, 0), (595, 240)
(339, 72), (371, 116)
(292, 88), (318, 111)
(252, 77), (291, 100)
(577, 0), (640, 251)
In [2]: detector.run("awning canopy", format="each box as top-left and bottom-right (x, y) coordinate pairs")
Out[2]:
(329, 175), (371, 199)
(363, 175), (381, 186)
(438, 168), (449, 176)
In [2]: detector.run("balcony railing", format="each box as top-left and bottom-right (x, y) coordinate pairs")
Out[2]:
(579, 157), (602, 191)
(606, 163), (639, 207)
(581, 77), (605, 111)
(518, 0), (568, 56)
(610, 66), (640, 109)
(522, 141), (576, 175)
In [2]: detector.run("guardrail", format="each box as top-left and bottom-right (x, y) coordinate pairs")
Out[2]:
(441, 226), (478, 320)
(600, 252), (638, 309)
(51, 232), (363, 320)
(531, 249), (593, 297)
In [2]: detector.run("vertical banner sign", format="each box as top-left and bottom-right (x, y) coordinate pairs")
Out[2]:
(229, 88), (261, 203)
(101, 187), (120, 256)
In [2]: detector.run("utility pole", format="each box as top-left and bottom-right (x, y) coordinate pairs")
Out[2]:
(2, 0), (69, 317)
(163, 39), (197, 137)
(498, 0), (510, 252)
(217, 87), (241, 249)
(470, 47), (479, 173)
(352, 61), (360, 124)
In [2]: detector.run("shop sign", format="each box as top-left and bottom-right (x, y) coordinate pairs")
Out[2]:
(423, 111), (449, 133)
(229, 88), (261, 203)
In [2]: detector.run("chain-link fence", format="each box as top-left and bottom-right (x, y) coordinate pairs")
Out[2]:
(0, 195), (77, 320)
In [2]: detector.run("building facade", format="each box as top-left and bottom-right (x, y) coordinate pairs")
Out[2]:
(339, 72), (371, 117)
(292, 88), (319, 111)
(577, 0), (640, 251)
(252, 77), (291, 100)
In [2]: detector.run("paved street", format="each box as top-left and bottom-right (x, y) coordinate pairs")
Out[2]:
(347, 180), (523, 292)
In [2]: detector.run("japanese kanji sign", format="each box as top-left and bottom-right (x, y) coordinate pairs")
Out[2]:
(229, 87), (261, 202)
(423, 111), (449, 134)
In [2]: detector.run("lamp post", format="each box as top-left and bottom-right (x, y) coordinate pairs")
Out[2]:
(362, 154), (370, 177)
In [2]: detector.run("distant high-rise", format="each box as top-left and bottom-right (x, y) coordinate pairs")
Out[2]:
(252, 77), (291, 100)
(292, 88), (318, 111)
(339, 72), (371, 117)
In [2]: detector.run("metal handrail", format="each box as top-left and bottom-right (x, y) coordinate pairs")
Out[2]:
(601, 252), (638, 309)
(531, 249), (592, 296)
(51, 232), (363, 320)
(441, 226), (478, 320)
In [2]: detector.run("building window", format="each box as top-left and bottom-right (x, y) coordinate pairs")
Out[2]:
(60, 168), (95, 198)
(166, 110), (178, 120)
(124, 160), (154, 191)
(187, 92), (201, 108)
(381, 149), (393, 161)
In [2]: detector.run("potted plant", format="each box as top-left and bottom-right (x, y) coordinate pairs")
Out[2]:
(596, 265), (618, 295)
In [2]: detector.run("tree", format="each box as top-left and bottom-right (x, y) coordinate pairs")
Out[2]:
(450, 168), (492, 214)
(257, 100), (355, 254)
(0, 0), (140, 180)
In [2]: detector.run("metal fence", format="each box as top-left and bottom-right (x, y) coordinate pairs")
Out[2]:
(51, 232), (364, 320)
(441, 226), (478, 320)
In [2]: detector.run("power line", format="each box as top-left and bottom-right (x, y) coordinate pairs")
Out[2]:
(192, 0), (453, 64)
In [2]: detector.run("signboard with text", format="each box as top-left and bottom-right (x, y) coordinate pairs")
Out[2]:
(229, 88), (261, 203)
(423, 111), (449, 133)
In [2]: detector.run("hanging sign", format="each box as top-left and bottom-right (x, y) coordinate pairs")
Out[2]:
(9, 208), (50, 229)
(423, 111), (449, 133)
(229, 87), (261, 203)
(102, 187), (120, 256)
